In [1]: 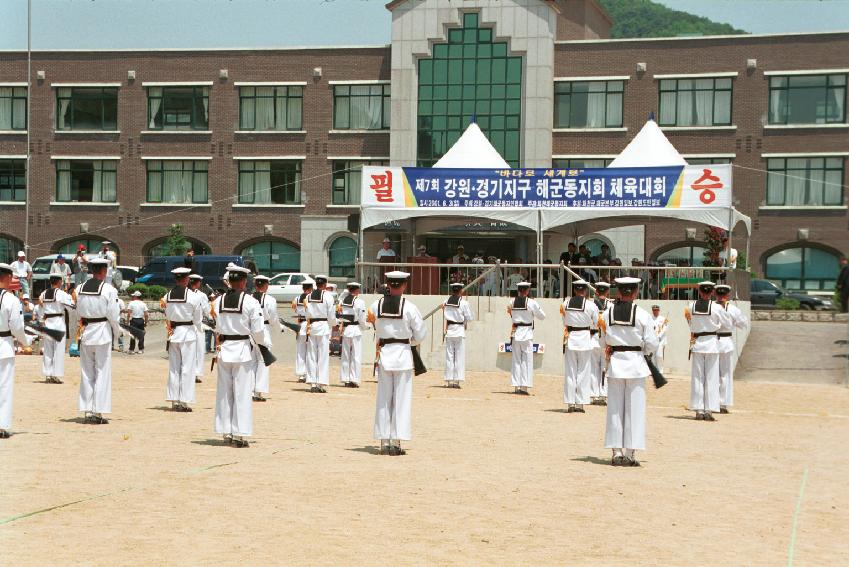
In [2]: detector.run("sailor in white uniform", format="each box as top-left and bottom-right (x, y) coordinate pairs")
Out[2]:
(1, 262), (33, 438)
(75, 257), (123, 424)
(338, 282), (367, 387)
(213, 264), (266, 447)
(507, 281), (545, 394)
(686, 281), (724, 421)
(164, 267), (203, 412)
(251, 274), (282, 401)
(602, 277), (659, 466)
(367, 271), (426, 455)
(650, 305), (668, 373)
(590, 282), (612, 405)
(292, 279), (313, 383)
(39, 274), (74, 384)
(305, 274), (336, 393)
(188, 274), (210, 383)
(442, 282), (474, 388)
(714, 284), (748, 414)
(561, 279), (599, 412)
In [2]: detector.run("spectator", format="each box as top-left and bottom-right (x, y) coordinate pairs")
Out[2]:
(559, 243), (578, 265)
(837, 256), (849, 313)
(578, 244), (592, 263)
(50, 254), (72, 290)
(98, 241), (117, 286)
(481, 256), (499, 296)
(719, 237), (738, 269)
(451, 245), (469, 264)
(472, 250), (485, 264)
(376, 237), (397, 260)
(11, 251), (32, 297)
(577, 257), (598, 283)
(72, 245), (88, 286)
(415, 245), (431, 258)
(596, 244), (612, 265)
(506, 266), (523, 297)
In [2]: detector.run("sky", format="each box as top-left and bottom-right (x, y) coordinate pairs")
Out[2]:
(0, 0), (847, 50)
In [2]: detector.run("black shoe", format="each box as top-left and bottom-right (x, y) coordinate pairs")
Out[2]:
(54, 377), (63, 384)
(223, 434), (234, 444)
(519, 389), (530, 396)
(379, 444), (390, 455)
(182, 405), (193, 413)
(720, 407), (730, 414)
(0, 429), (10, 439)
(704, 412), (716, 422)
(233, 437), (249, 448)
(598, 398), (607, 406)
(318, 387), (327, 393)
(695, 412), (705, 420)
(565, 405), (574, 413)
(93, 415), (109, 424)
(625, 457), (641, 467)
(195, 377), (202, 384)
(574, 406), (586, 413)
(612, 455), (625, 466)
(351, 383), (360, 388)
(298, 377), (306, 383)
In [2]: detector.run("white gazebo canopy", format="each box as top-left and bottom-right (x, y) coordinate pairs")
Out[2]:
(433, 122), (511, 169)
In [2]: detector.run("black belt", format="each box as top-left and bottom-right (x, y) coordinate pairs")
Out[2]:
(0, 331), (10, 337)
(263, 320), (270, 325)
(446, 320), (464, 326)
(340, 314), (355, 322)
(169, 321), (193, 327)
(82, 317), (107, 325)
(342, 321), (357, 327)
(379, 338), (410, 346)
(309, 318), (327, 323)
(44, 313), (64, 319)
(219, 334), (249, 342)
(610, 345), (642, 352)
(591, 329), (599, 336)
(297, 317), (306, 323)
(567, 326), (590, 332)
(717, 332), (732, 338)
(514, 322), (532, 327)
(693, 332), (718, 338)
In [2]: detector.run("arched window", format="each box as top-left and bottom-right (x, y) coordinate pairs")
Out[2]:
(55, 238), (119, 259)
(329, 236), (356, 279)
(765, 246), (841, 291)
(238, 239), (300, 276)
(581, 238), (614, 260)
(144, 238), (211, 260)
(656, 245), (707, 267)
(0, 235), (23, 264)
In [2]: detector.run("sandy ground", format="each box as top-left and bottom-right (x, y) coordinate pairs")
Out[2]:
(2, 338), (849, 565)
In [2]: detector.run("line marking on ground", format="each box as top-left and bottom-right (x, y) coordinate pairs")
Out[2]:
(787, 466), (809, 567)
(188, 462), (238, 474)
(0, 488), (133, 527)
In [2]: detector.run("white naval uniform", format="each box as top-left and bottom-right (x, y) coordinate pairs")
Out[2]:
(651, 315), (668, 373)
(39, 287), (74, 379)
(717, 302), (748, 408)
(443, 295), (474, 383)
(508, 296), (546, 388)
(370, 296), (426, 441)
(305, 288), (336, 387)
(76, 278), (122, 414)
(213, 291), (266, 437)
(251, 291), (282, 396)
(339, 294), (367, 385)
(590, 297), (611, 399)
(688, 300), (723, 413)
(292, 293), (309, 378)
(561, 296), (599, 406)
(1, 290), (32, 431)
(194, 289), (210, 378)
(602, 302), (659, 452)
(164, 286), (203, 405)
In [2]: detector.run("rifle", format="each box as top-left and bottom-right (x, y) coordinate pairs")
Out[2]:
(256, 343), (277, 367)
(120, 322), (145, 341)
(278, 317), (301, 333)
(412, 345), (427, 376)
(25, 322), (65, 342)
(645, 355), (668, 389)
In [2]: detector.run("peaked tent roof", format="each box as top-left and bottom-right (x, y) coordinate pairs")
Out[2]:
(607, 119), (688, 168)
(433, 122), (510, 169)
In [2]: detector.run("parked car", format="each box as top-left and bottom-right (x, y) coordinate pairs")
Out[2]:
(116, 265), (139, 291)
(137, 255), (247, 292)
(31, 253), (97, 296)
(266, 273), (311, 303)
(750, 279), (834, 310)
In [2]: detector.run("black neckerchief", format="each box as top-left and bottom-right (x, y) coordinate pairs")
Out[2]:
(309, 289), (325, 303)
(610, 301), (637, 326)
(445, 294), (461, 307)
(43, 288), (58, 302)
(594, 297), (608, 310)
(341, 293), (356, 308)
(512, 295), (528, 310)
(79, 278), (105, 296)
(221, 290), (245, 313)
(167, 286), (188, 303)
(566, 296), (586, 311)
(378, 296), (404, 318)
(693, 299), (712, 315)
(252, 291), (265, 305)
(298, 292), (310, 303)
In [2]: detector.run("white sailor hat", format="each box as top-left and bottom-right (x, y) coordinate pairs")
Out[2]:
(347, 282), (361, 288)
(385, 271), (410, 280)
(651, 304), (661, 309)
(301, 278), (315, 286)
(171, 267), (192, 276)
(595, 281), (611, 289)
(382, 237), (391, 243)
(254, 274), (271, 282)
(101, 241), (111, 245)
(314, 274), (329, 282)
(715, 284), (731, 292)
(698, 280), (716, 287)
(17, 250), (25, 256)
(516, 281), (532, 288)
(614, 276), (641, 285)
(88, 257), (109, 266)
(225, 263), (251, 279)
(449, 282), (464, 289)
(188, 273), (203, 281)
(22, 293), (29, 299)
(572, 279), (589, 287)
(0, 262), (13, 275)
(131, 290), (142, 297)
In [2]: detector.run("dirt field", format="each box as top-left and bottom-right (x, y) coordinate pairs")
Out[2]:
(2, 349), (848, 566)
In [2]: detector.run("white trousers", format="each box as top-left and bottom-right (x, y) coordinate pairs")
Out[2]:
(690, 352), (720, 412)
(194, 333), (204, 377)
(294, 334), (308, 377)
(340, 335), (362, 384)
(215, 360), (253, 437)
(605, 377), (646, 451)
(79, 343), (112, 413)
(510, 340), (534, 388)
(590, 347), (608, 398)
(373, 368), (413, 441)
(0, 358), (14, 429)
(564, 349), (593, 405)
(253, 349), (270, 395)
(167, 341), (197, 404)
(42, 336), (66, 378)
(307, 335), (330, 386)
(719, 351), (734, 407)
(444, 336), (465, 382)
(655, 343), (666, 373)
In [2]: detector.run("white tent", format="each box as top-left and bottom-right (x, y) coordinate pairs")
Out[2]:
(433, 122), (511, 169)
(608, 119), (688, 168)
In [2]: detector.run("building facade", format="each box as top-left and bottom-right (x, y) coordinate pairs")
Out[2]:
(0, 0), (846, 291)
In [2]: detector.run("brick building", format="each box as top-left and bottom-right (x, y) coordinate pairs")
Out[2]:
(1, 0), (846, 292)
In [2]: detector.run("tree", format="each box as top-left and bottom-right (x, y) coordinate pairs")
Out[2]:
(164, 224), (190, 256)
(598, 0), (746, 39)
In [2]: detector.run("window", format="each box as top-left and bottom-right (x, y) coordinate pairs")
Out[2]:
(56, 87), (118, 130)
(765, 246), (841, 291)
(656, 245), (708, 267)
(766, 157), (844, 206)
(417, 12), (522, 166)
(147, 86), (209, 130)
(56, 239), (118, 257)
(239, 86), (303, 130)
(329, 236), (356, 278)
(551, 158), (612, 169)
(0, 87), (26, 130)
(686, 157), (732, 165)
(0, 159), (26, 201)
(146, 160), (208, 204)
(55, 160), (117, 203)
(238, 160), (301, 204)
(332, 160), (387, 205)
(769, 74), (846, 125)
(554, 81), (623, 128)
(238, 240), (300, 275)
(0, 235), (23, 263)
(333, 84), (390, 130)
(659, 77), (732, 126)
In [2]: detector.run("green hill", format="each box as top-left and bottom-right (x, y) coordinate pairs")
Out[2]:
(598, 0), (747, 38)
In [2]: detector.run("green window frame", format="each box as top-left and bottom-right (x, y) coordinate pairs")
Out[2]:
(239, 86), (303, 130)
(658, 77), (733, 126)
(768, 74), (847, 125)
(147, 86), (209, 130)
(553, 81), (623, 128)
(0, 159), (26, 202)
(56, 87), (118, 130)
(237, 160), (301, 204)
(765, 246), (841, 291)
(332, 160), (387, 205)
(417, 12), (523, 167)
(551, 158), (612, 169)
(239, 240), (300, 275)
(145, 160), (209, 204)
(766, 157), (844, 206)
(328, 236), (356, 278)
(333, 84), (390, 130)
(0, 86), (27, 130)
(686, 157), (732, 165)
(55, 160), (117, 203)
(656, 245), (708, 268)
